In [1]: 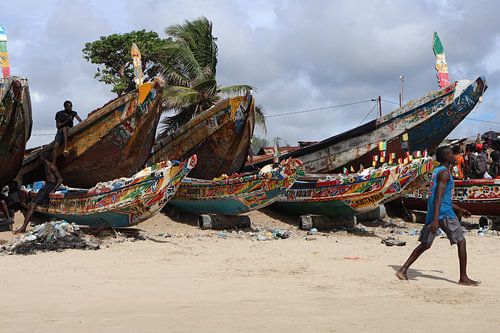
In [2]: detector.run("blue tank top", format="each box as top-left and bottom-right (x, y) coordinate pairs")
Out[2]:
(425, 166), (456, 224)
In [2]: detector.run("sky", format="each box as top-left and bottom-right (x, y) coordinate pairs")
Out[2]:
(2, 0), (499, 148)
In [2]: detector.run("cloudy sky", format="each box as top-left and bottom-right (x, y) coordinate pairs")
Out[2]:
(2, 0), (499, 148)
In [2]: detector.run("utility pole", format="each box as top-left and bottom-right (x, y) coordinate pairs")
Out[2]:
(399, 75), (405, 107)
(377, 96), (382, 117)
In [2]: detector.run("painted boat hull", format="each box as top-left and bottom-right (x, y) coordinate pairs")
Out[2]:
(273, 158), (433, 217)
(388, 176), (500, 217)
(20, 80), (164, 188)
(169, 159), (303, 215)
(245, 77), (486, 173)
(29, 156), (197, 227)
(150, 95), (255, 179)
(0, 77), (32, 187)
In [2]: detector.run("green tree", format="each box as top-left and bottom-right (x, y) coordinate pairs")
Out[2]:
(82, 30), (168, 95)
(158, 17), (253, 135)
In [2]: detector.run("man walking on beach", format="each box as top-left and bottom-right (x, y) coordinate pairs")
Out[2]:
(14, 153), (62, 234)
(396, 146), (480, 286)
(53, 100), (82, 162)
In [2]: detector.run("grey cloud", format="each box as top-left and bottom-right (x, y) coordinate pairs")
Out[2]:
(3, 0), (499, 148)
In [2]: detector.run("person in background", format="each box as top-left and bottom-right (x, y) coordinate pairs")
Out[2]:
(470, 143), (488, 179)
(53, 100), (82, 163)
(0, 185), (12, 223)
(463, 144), (475, 180)
(490, 149), (500, 178)
(451, 145), (464, 180)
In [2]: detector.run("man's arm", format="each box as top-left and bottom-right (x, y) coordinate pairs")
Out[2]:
(56, 118), (72, 130)
(430, 170), (448, 234)
(453, 203), (471, 218)
(74, 112), (83, 123)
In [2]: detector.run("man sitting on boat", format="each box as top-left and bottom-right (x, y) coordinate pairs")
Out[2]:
(53, 100), (82, 161)
(14, 153), (62, 234)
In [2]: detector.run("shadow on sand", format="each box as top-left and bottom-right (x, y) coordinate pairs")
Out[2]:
(388, 264), (457, 284)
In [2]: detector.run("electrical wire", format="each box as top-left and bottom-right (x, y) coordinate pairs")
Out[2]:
(265, 100), (372, 118)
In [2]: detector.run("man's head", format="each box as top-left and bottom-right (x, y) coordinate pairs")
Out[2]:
(452, 145), (461, 155)
(63, 100), (72, 112)
(436, 146), (454, 164)
(475, 143), (483, 152)
(483, 143), (489, 151)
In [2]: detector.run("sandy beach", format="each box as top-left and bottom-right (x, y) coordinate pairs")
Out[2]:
(0, 210), (498, 333)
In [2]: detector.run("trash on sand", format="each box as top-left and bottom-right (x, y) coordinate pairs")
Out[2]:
(2, 221), (99, 255)
(409, 228), (419, 236)
(217, 231), (227, 239)
(307, 228), (318, 235)
(477, 226), (489, 236)
(381, 236), (406, 247)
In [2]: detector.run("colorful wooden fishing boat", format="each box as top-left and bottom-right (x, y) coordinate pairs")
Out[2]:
(389, 174), (500, 217)
(245, 77), (486, 174)
(0, 76), (32, 187)
(273, 157), (434, 217)
(168, 159), (303, 215)
(25, 155), (197, 228)
(149, 94), (255, 179)
(20, 77), (164, 188)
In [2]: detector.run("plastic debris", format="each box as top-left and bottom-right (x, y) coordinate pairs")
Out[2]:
(381, 236), (406, 247)
(307, 228), (318, 235)
(217, 231), (227, 239)
(2, 221), (99, 255)
(409, 228), (420, 236)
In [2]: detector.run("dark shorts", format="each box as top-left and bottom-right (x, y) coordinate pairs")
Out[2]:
(419, 217), (465, 246)
(54, 128), (69, 145)
(34, 182), (57, 205)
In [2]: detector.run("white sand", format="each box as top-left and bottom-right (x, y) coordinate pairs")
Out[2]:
(0, 210), (499, 332)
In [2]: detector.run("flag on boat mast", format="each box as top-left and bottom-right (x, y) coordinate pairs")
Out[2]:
(0, 26), (10, 77)
(432, 32), (450, 88)
(131, 43), (143, 85)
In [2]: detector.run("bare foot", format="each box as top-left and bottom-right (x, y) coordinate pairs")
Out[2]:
(395, 270), (408, 281)
(63, 149), (70, 157)
(458, 278), (481, 286)
(13, 228), (26, 235)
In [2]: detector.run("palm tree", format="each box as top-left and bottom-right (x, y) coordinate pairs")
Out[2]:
(158, 17), (254, 136)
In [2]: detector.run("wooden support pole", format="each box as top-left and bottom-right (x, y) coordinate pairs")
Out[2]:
(299, 215), (357, 231)
(198, 214), (251, 230)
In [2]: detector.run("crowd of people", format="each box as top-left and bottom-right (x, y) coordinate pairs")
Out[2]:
(451, 140), (500, 180)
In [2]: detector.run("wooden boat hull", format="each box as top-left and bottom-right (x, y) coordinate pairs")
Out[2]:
(150, 95), (255, 179)
(389, 175), (500, 217)
(20, 80), (164, 188)
(169, 159), (303, 215)
(29, 156), (197, 227)
(246, 77), (486, 173)
(0, 77), (32, 186)
(273, 158), (433, 217)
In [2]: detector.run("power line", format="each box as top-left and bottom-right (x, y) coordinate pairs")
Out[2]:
(464, 117), (500, 125)
(381, 99), (400, 105)
(265, 100), (372, 118)
(358, 102), (378, 125)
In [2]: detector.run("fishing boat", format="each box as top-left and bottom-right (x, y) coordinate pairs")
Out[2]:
(388, 174), (500, 217)
(25, 155), (197, 228)
(168, 159), (303, 215)
(272, 157), (433, 217)
(0, 76), (32, 187)
(245, 77), (487, 174)
(20, 77), (164, 188)
(149, 94), (255, 180)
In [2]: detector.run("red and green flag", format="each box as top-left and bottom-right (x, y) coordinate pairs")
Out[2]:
(433, 32), (449, 88)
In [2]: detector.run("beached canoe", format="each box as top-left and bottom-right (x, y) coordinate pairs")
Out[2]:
(245, 77), (487, 173)
(20, 78), (164, 188)
(149, 94), (255, 179)
(273, 157), (434, 217)
(168, 159), (303, 215)
(25, 155), (197, 228)
(388, 174), (500, 217)
(0, 76), (32, 187)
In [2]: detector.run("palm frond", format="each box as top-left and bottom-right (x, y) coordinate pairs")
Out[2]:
(254, 104), (267, 134)
(217, 84), (253, 98)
